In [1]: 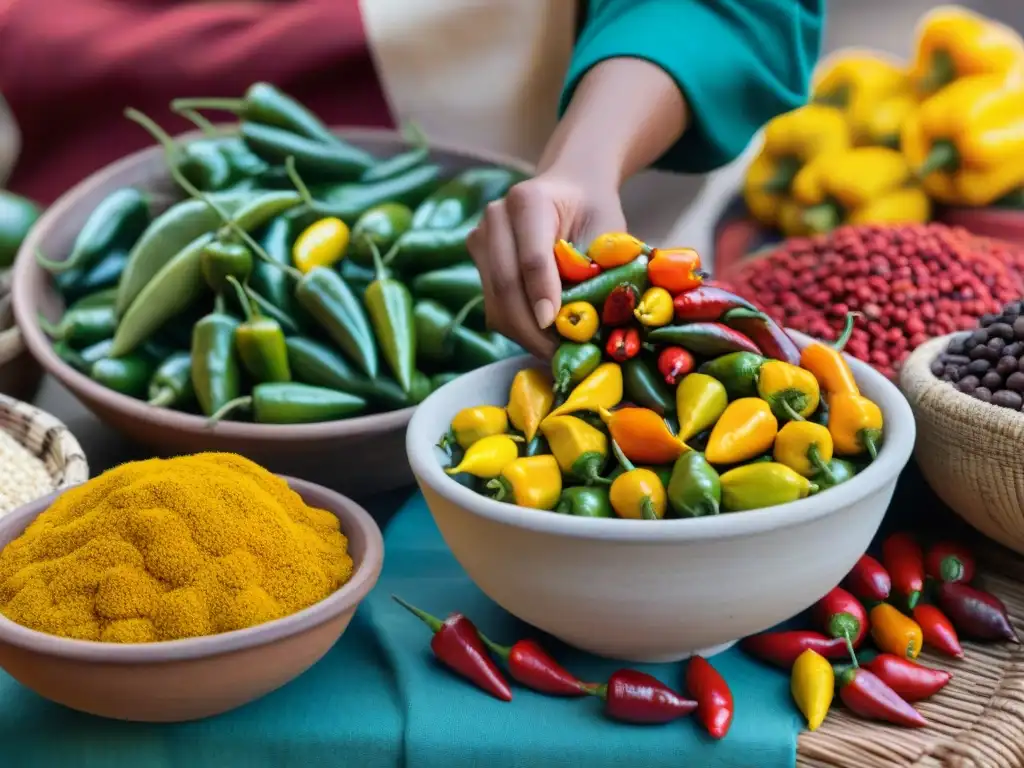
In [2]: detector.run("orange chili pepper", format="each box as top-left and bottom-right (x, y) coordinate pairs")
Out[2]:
(554, 240), (601, 283)
(599, 406), (689, 465)
(799, 312), (860, 397)
(870, 603), (923, 659)
(587, 232), (649, 269)
(647, 248), (705, 293)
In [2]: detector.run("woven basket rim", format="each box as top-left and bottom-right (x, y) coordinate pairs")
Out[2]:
(0, 393), (89, 489)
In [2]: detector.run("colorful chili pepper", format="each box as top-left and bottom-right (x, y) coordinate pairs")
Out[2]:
(146, 351), (194, 408)
(666, 451), (721, 518)
(686, 656), (733, 739)
(546, 363), (623, 420)
(239, 121), (376, 181)
(292, 217), (349, 273)
(882, 533), (925, 610)
(844, 554), (891, 604)
(646, 247), (704, 294)
(913, 604), (964, 659)
(486, 455), (562, 510)
(226, 277), (291, 384)
(815, 458), (857, 490)
(191, 294), (242, 417)
(600, 406), (689, 466)
(410, 167), (521, 230)
(199, 240), (254, 293)
(507, 368), (555, 443)
(555, 485), (614, 518)
(835, 666), (927, 728)
(349, 203), (414, 265)
(705, 398), (778, 465)
(90, 354), (157, 399)
(600, 282), (641, 327)
(926, 542), (976, 584)
(478, 634), (589, 696)
(623, 357), (675, 415)
(55, 251), (129, 304)
(791, 649), (834, 732)
(586, 669), (696, 724)
(442, 406), (509, 451)
(551, 342), (602, 397)
(673, 285), (757, 323)
(800, 312), (860, 396)
(38, 305), (117, 350)
(937, 582), (1020, 644)
(699, 351), (766, 400)
(360, 141), (428, 185)
(560, 257), (649, 307)
(721, 308), (801, 366)
(208, 383), (367, 425)
(385, 213), (481, 274)
(391, 596), (512, 702)
(774, 421), (834, 479)
(634, 287), (674, 328)
(757, 361), (821, 422)
(870, 603), (923, 659)
(540, 415), (609, 485)
(647, 322), (760, 357)
(741, 630), (849, 669)
(0, 190), (40, 269)
(586, 232), (649, 269)
(361, 242), (416, 393)
(608, 440), (667, 520)
(861, 654), (951, 703)
(814, 586), (868, 651)
(554, 240), (600, 283)
(605, 328), (641, 363)
(555, 301), (599, 343)
(445, 434), (522, 479)
(720, 462), (816, 512)
(828, 392), (883, 460)
(657, 347), (694, 386)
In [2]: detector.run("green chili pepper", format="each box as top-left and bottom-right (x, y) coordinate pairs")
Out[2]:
(294, 267), (378, 378)
(216, 136), (270, 179)
(666, 452), (722, 518)
(339, 260), (376, 296)
(36, 188), (149, 274)
(251, 212), (300, 319)
(410, 262), (484, 315)
(363, 243), (415, 392)
(555, 486), (614, 518)
(551, 342), (602, 396)
(239, 284), (302, 336)
(995, 188), (1024, 209)
(178, 140), (235, 192)
(191, 294), (242, 416)
(411, 167), (523, 230)
(239, 122), (375, 181)
(698, 351), (766, 399)
(430, 372), (462, 390)
(225, 276), (291, 384)
(147, 351), (194, 408)
(52, 340), (86, 372)
(200, 240), (254, 292)
(90, 354), (157, 399)
(55, 250), (130, 303)
(210, 382), (367, 425)
(0, 190), (41, 269)
(623, 357), (675, 415)
(386, 212), (481, 275)
(78, 339), (115, 370)
(38, 305), (118, 349)
(414, 298), (506, 370)
(814, 458), (858, 490)
(560, 257), (649, 306)
(67, 287), (119, 312)
(349, 203), (414, 266)
(521, 434), (550, 457)
(362, 145), (429, 183)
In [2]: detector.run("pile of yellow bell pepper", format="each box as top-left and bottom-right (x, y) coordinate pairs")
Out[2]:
(744, 5), (1024, 236)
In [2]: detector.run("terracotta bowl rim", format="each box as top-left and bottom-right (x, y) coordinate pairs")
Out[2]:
(0, 475), (384, 662)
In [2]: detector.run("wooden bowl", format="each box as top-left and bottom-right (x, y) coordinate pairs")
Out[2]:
(0, 270), (42, 402)
(0, 476), (383, 722)
(11, 128), (533, 497)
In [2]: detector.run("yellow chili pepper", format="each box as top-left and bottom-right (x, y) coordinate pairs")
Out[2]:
(546, 363), (623, 420)
(791, 649), (834, 732)
(293, 217), (350, 273)
(486, 455), (562, 510)
(705, 398), (778, 466)
(506, 369), (555, 442)
(800, 313), (860, 397)
(445, 434), (521, 479)
(554, 301), (599, 343)
(902, 75), (1024, 207)
(586, 232), (649, 269)
(773, 421), (834, 478)
(608, 441), (667, 520)
(828, 392), (883, 460)
(910, 6), (1024, 96)
(598, 406), (689, 466)
(720, 462), (816, 512)
(870, 603), (923, 659)
(633, 287), (674, 328)
(539, 415), (609, 485)
(756, 361), (821, 422)
(790, 148), (931, 234)
(676, 373), (729, 441)
(442, 405), (509, 451)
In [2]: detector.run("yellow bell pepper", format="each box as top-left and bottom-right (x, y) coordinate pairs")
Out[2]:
(445, 434), (521, 479)
(442, 405), (509, 451)
(789, 147), (931, 233)
(676, 373), (728, 441)
(293, 217), (349, 273)
(554, 301), (600, 343)
(870, 603), (923, 660)
(791, 649), (834, 732)
(634, 287), (674, 328)
(851, 93), (919, 150)
(705, 398), (778, 466)
(539, 415), (609, 485)
(720, 462), (816, 512)
(828, 392), (883, 460)
(910, 6), (1024, 96)
(486, 455), (562, 510)
(546, 363), (623, 420)
(756, 361), (821, 421)
(773, 421), (834, 478)
(812, 49), (908, 112)
(506, 369), (554, 442)
(608, 441), (667, 520)
(902, 75), (1024, 207)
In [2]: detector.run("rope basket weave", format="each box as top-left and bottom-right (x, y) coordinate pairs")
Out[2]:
(0, 393), (88, 496)
(0, 269), (42, 402)
(901, 335), (1024, 556)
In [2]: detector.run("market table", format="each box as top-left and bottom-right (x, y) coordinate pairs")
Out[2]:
(2, 378), (1023, 768)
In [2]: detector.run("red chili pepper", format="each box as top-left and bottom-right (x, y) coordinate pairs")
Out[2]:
(478, 636), (589, 696)
(554, 240), (601, 283)
(685, 655), (734, 739)
(937, 582), (1020, 644)
(720, 307), (801, 365)
(657, 346), (694, 385)
(601, 283), (640, 326)
(646, 321), (761, 357)
(861, 653), (951, 702)
(606, 327), (641, 362)
(392, 596), (512, 702)
(647, 247), (705, 294)
(843, 554), (891, 604)
(672, 285), (757, 322)
(925, 541), (976, 584)
(740, 630), (850, 669)
(586, 669), (697, 724)
(912, 604), (964, 658)
(835, 666), (928, 728)
(813, 585), (869, 651)
(882, 532), (925, 610)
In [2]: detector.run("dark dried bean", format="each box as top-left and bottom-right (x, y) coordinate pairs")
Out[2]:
(957, 375), (980, 393)
(992, 390), (1023, 410)
(944, 364), (961, 378)
(947, 338), (967, 356)
(980, 313), (999, 327)
(970, 345), (996, 361)
(972, 387), (993, 403)
(982, 371), (1004, 390)
(1014, 317), (1024, 340)
(1005, 342), (1024, 358)
(1007, 372), (1024, 392)
(988, 337), (1006, 353)
(997, 356), (1019, 376)
(945, 354), (971, 365)
(970, 330), (990, 346)
(967, 359), (991, 374)
(990, 323), (1015, 341)
(930, 359), (946, 377)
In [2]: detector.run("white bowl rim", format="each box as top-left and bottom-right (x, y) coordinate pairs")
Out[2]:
(0, 476), (384, 663)
(407, 330), (916, 542)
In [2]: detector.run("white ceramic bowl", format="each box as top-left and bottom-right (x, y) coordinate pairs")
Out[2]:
(406, 333), (916, 663)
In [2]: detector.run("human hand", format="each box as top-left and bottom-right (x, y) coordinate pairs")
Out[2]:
(467, 173), (625, 360)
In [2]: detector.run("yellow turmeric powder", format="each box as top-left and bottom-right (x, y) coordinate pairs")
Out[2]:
(0, 452), (353, 643)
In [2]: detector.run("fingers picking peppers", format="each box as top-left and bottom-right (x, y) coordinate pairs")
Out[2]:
(844, 554), (892, 604)
(657, 347), (694, 387)
(828, 392), (883, 460)
(554, 239), (600, 283)
(545, 363), (622, 420)
(835, 666), (927, 728)
(774, 421), (834, 478)
(601, 406), (689, 466)
(870, 603), (923, 659)
(605, 328), (641, 363)
(741, 630), (849, 669)
(686, 656), (734, 739)
(487, 455), (562, 510)
(588, 669), (696, 724)
(586, 232), (649, 269)
(800, 312), (860, 396)
(757, 360), (821, 421)
(862, 653), (951, 703)
(937, 581), (1020, 644)
(507, 368), (555, 442)
(554, 301), (599, 343)
(601, 282), (640, 327)
(608, 440), (668, 520)
(926, 541), (976, 584)
(913, 604), (964, 659)
(647, 247), (704, 294)
(791, 649), (834, 732)
(720, 462), (816, 512)
(705, 398), (778, 465)
(539, 415), (609, 485)
(882, 532), (925, 610)
(666, 451), (721, 518)
(560, 257), (649, 308)
(444, 405), (509, 451)
(634, 287), (674, 328)
(445, 434), (521, 479)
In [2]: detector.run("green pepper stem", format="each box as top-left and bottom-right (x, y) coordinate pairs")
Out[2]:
(861, 428), (881, 461)
(830, 311), (861, 352)
(843, 628), (859, 668)
(706, 497), (721, 516)
(380, 239), (402, 267)
(442, 295), (485, 351)
(812, 85), (850, 109)
(779, 398), (806, 422)
(170, 97), (245, 114)
(147, 388), (176, 408)
(366, 238), (389, 283)
(802, 202), (842, 234)
(580, 682), (607, 699)
(177, 108), (220, 137)
(226, 276), (257, 322)
(808, 481), (820, 495)
(213, 292), (227, 315)
(35, 246), (77, 274)
(916, 139), (959, 179)
(401, 120), (428, 149)
(610, 438), (636, 473)
(640, 497), (658, 520)
(807, 444), (836, 484)
(36, 313), (61, 339)
(761, 155), (802, 195)
(484, 478), (510, 502)
(391, 594), (444, 634)
(917, 51), (954, 97)
(206, 395), (253, 426)
(940, 556), (965, 583)
(284, 155), (319, 210)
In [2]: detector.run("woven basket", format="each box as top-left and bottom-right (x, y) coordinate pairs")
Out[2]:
(0, 270), (42, 402)
(0, 393), (88, 497)
(901, 334), (1024, 555)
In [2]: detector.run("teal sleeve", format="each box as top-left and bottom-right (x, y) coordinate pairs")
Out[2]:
(562, 0), (824, 174)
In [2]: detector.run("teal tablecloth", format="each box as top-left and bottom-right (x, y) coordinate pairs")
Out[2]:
(0, 468), (942, 768)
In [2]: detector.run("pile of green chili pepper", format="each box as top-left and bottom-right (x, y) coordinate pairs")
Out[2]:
(36, 82), (527, 426)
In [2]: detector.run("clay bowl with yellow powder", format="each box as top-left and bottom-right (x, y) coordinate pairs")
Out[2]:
(0, 453), (384, 722)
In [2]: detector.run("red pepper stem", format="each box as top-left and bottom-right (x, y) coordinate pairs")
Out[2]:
(830, 312), (861, 352)
(581, 682), (607, 699)
(391, 594), (445, 634)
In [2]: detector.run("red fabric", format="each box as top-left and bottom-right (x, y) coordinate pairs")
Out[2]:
(0, 0), (394, 203)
